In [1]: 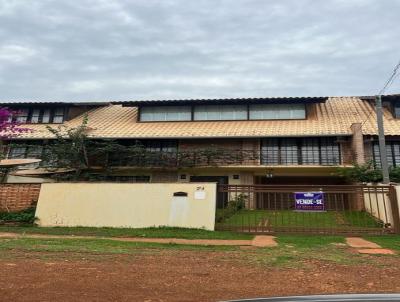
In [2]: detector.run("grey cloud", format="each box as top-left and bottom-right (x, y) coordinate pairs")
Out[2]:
(0, 0), (399, 101)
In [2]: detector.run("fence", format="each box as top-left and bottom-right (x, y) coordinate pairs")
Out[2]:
(215, 184), (400, 235)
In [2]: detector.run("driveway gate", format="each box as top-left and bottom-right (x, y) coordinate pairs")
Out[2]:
(215, 185), (400, 235)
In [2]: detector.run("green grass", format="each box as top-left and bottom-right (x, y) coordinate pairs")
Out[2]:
(0, 225), (253, 240)
(364, 235), (400, 251)
(217, 209), (383, 229)
(241, 234), (367, 267)
(0, 237), (238, 257)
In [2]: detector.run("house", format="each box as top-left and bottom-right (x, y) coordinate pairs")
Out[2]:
(1, 94), (400, 187)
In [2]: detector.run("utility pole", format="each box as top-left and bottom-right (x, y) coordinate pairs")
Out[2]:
(376, 95), (390, 183)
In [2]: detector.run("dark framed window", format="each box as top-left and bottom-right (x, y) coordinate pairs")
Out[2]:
(394, 102), (400, 118)
(15, 109), (29, 123)
(373, 141), (400, 168)
(261, 137), (340, 166)
(7, 143), (44, 169)
(11, 107), (66, 124)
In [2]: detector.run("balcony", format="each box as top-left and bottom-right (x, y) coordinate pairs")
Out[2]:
(91, 148), (346, 169)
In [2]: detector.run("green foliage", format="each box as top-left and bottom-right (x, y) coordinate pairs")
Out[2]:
(336, 161), (383, 183)
(0, 207), (36, 224)
(216, 194), (247, 222)
(44, 114), (90, 180)
(389, 166), (400, 183)
(337, 161), (400, 183)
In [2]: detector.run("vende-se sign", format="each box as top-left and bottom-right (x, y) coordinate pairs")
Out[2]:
(294, 192), (325, 211)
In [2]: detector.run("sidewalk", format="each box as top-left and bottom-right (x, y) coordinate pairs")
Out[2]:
(0, 232), (277, 247)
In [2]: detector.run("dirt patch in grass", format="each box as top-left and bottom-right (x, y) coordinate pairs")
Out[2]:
(1, 249), (400, 302)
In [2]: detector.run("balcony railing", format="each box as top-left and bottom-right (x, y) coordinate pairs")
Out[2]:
(90, 148), (345, 168)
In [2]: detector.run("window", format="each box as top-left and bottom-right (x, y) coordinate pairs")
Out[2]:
(42, 109), (51, 123)
(395, 102), (400, 118)
(30, 109), (41, 123)
(139, 103), (307, 122)
(320, 138), (340, 165)
(261, 137), (340, 165)
(52, 108), (65, 123)
(261, 139), (298, 165)
(15, 109), (29, 123)
(144, 140), (177, 152)
(249, 104), (306, 120)
(140, 106), (191, 121)
(7, 144), (44, 169)
(373, 141), (400, 168)
(194, 105), (247, 120)
(11, 107), (65, 124)
(301, 138), (320, 164)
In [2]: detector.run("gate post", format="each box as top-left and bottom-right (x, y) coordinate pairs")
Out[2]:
(389, 185), (400, 234)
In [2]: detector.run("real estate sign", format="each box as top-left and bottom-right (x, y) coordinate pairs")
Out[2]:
(294, 192), (324, 211)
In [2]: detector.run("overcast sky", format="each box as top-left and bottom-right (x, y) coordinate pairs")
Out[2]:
(0, 0), (399, 101)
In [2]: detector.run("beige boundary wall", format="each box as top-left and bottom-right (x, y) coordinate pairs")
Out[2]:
(35, 183), (217, 230)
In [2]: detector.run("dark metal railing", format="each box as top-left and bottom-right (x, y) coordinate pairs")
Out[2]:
(92, 148), (348, 168)
(215, 184), (400, 235)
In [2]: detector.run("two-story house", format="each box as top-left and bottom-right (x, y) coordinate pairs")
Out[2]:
(1, 94), (400, 187)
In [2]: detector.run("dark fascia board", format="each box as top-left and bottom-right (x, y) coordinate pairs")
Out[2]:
(0, 101), (110, 106)
(115, 96), (328, 107)
(360, 94), (400, 102)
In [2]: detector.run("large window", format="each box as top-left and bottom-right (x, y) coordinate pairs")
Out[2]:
(7, 143), (44, 169)
(194, 105), (247, 121)
(138, 103), (307, 122)
(249, 104), (306, 120)
(373, 141), (400, 168)
(261, 137), (340, 165)
(12, 107), (65, 124)
(140, 106), (191, 121)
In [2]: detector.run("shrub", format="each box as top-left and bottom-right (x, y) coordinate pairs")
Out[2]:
(337, 161), (383, 183)
(216, 194), (247, 223)
(0, 207), (36, 224)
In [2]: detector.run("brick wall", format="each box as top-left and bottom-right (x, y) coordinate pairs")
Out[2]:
(0, 184), (41, 212)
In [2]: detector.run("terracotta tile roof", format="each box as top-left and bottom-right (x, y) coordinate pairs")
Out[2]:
(8, 97), (400, 139)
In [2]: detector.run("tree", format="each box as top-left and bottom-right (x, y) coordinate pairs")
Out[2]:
(44, 115), (91, 180)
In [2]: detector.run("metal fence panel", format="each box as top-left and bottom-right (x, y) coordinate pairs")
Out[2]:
(215, 184), (400, 235)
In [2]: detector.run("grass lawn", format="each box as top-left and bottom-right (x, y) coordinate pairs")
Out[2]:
(237, 234), (369, 267)
(0, 225), (253, 240)
(217, 209), (383, 229)
(364, 235), (400, 252)
(0, 237), (238, 257)
(0, 234), (357, 266)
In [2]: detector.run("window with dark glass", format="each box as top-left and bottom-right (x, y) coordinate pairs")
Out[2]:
(7, 143), (44, 168)
(11, 107), (65, 124)
(373, 141), (400, 168)
(261, 137), (340, 165)
(15, 109), (29, 123)
(394, 102), (400, 118)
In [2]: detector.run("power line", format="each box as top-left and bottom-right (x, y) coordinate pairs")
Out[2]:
(360, 58), (400, 127)
(378, 58), (400, 95)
